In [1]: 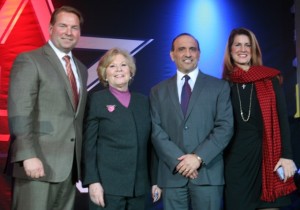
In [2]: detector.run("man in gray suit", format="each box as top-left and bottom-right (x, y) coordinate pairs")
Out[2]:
(150, 33), (233, 210)
(6, 6), (87, 210)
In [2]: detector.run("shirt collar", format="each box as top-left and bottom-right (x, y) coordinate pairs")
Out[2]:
(48, 40), (73, 60)
(177, 67), (199, 83)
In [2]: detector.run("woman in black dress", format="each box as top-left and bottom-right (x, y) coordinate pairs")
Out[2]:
(222, 27), (297, 210)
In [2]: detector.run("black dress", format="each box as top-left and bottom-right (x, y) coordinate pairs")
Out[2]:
(224, 78), (293, 210)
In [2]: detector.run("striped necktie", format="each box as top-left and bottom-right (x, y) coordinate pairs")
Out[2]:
(63, 55), (79, 110)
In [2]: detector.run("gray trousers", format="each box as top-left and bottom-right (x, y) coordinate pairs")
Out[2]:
(12, 172), (75, 210)
(162, 182), (223, 210)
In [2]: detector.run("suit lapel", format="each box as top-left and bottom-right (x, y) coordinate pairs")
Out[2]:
(185, 70), (206, 118)
(73, 58), (85, 113)
(167, 75), (184, 119)
(42, 44), (77, 111)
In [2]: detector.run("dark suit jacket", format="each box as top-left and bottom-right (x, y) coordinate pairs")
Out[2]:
(150, 70), (233, 188)
(82, 89), (151, 197)
(7, 43), (88, 182)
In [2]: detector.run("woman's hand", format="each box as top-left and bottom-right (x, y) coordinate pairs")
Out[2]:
(274, 158), (297, 182)
(151, 185), (162, 202)
(89, 182), (105, 207)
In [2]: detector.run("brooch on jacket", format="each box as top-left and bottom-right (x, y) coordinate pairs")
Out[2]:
(106, 105), (116, 112)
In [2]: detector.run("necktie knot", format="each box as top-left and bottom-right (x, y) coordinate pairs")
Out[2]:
(63, 55), (71, 64)
(183, 75), (190, 83)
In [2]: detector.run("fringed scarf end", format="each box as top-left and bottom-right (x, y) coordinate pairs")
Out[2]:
(261, 183), (297, 202)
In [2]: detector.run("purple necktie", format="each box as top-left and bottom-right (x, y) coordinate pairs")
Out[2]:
(181, 75), (191, 116)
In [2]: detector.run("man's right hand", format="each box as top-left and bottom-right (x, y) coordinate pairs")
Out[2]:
(176, 154), (201, 179)
(23, 157), (45, 178)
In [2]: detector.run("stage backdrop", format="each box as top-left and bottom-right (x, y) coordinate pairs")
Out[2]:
(0, 0), (299, 209)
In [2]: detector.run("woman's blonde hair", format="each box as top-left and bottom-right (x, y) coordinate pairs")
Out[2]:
(97, 48), (136, 87)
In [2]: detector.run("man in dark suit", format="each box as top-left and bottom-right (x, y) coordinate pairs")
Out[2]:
(150, 33), (233, 210)
(6, 6), (87, 210)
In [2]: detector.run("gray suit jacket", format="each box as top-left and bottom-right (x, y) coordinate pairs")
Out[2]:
(7, 43), (88, 182)
(150, 70), (233, 188)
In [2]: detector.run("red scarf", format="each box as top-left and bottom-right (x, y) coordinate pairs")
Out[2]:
(230, 66), (296, 202)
